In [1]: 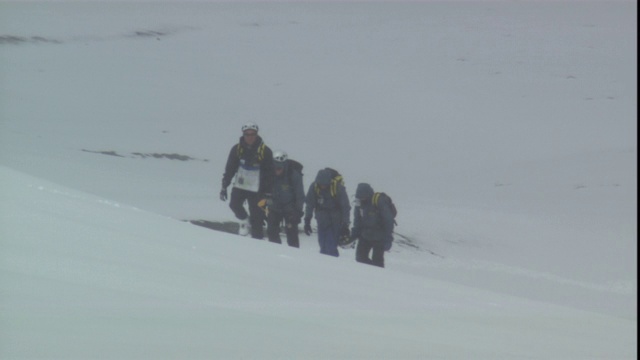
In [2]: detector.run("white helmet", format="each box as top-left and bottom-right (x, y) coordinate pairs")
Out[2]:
(241, 122), (259, 133)
(273, 150), (288, 163)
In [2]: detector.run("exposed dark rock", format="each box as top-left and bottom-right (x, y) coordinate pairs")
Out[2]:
(82, 149), (209, 162)
(81, 149), (125, 157)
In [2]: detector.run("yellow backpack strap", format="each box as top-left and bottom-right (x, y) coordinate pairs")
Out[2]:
(317, 175), (343, 197)
(330, 175), (343, 197)
(372, 192), (381, 206)
(236, 143), (243, 158)
(238, 143), (265, 161)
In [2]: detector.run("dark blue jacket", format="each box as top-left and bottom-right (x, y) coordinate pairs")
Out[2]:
(221, 135), (273, 194)
(352, 183), (394, 247)
(271, 160), (305, 215)
(304, 169), (350, 229)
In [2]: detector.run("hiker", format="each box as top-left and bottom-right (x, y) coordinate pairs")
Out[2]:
(265, 150), (305, 247)
(303, 168), (351, 257)
(351, 183), (394, 268)
(219, 122), (274, 239)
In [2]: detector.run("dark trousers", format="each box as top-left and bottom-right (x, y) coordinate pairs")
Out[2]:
(229, 187), (264, 239)
(267, 210), (299, 248)
(317, 224), (340, 257)
(356, 238), (385, 268)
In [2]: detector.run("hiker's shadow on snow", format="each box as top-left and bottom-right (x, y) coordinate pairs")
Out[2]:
(187, 220), (307, 236)
(187, 219), (444, 258)
(188, 220), (239, 234)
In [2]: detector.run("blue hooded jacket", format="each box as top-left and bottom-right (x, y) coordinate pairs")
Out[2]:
(304, 169), (350, 229)
(352, 183), (394, 247)
(270, 160), (305, 215)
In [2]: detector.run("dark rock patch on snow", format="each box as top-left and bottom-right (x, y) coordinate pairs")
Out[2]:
(0, 35), (62, 45)
(1, 27), (189, 46)
(81, 149), (125, 157)
(82, 149), (209, 162)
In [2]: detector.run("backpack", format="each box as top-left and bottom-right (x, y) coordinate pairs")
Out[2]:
(372, 192), (398, 225)
(315, 167), (344, 197)
(286, 159), (303, 184)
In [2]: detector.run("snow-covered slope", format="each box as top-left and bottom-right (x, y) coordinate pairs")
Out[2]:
(1, 165), (635, 359)
(0, 1), (636, 358)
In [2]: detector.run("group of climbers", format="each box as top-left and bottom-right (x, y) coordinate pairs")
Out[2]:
(219, 123), (395, 268)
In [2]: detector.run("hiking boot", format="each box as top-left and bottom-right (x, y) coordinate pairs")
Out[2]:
(238, 218), (250, 236)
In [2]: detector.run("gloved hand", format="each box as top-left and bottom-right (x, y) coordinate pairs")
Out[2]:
(219, 188), (228, 201)
(350, 228), (360, 242)
(340, 224), (350, 238)
(304, 221), (312, 236)
(263, 193), (273, 206)
(383, 233), (394, 251)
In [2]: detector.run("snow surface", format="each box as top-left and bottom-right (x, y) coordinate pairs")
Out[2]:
(0, 1), (637, 359)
